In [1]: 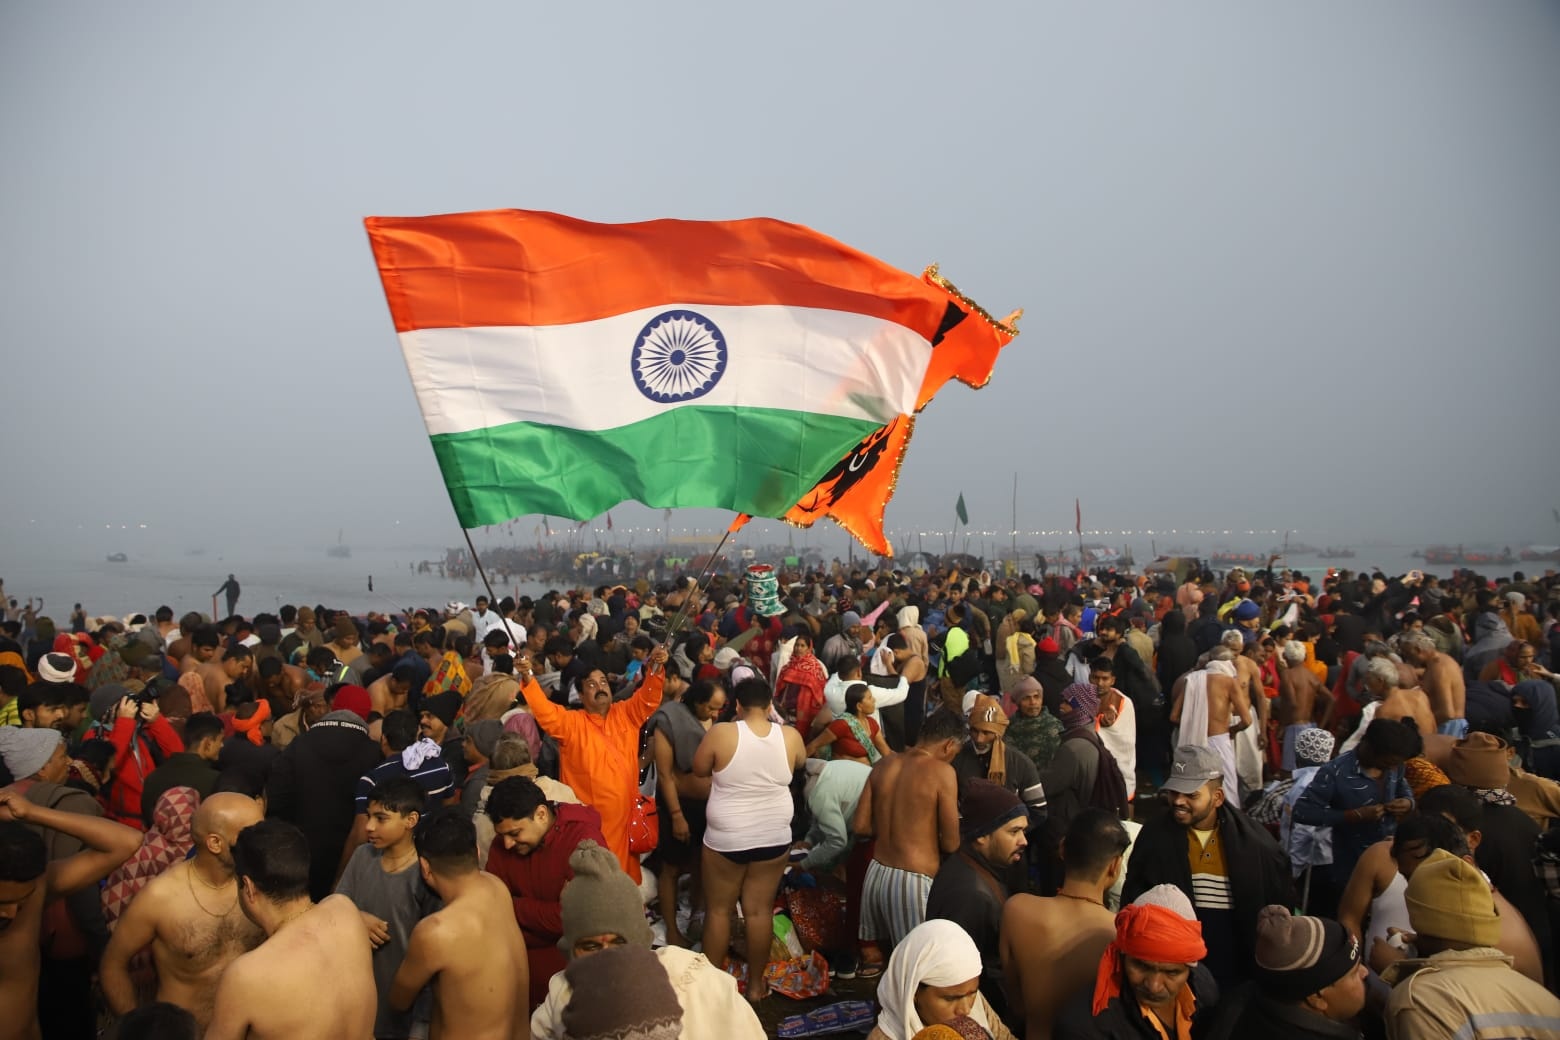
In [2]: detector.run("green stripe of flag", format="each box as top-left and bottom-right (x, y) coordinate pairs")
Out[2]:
(428, 406), (882, 528)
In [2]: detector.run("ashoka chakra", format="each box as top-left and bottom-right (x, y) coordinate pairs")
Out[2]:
(630, 310), (728, 404)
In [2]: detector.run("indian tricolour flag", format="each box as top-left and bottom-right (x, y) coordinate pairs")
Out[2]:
(364, 209), (1015, 533)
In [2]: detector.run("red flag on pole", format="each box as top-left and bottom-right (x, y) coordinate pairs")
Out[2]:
(1075, 498), (1082, 534)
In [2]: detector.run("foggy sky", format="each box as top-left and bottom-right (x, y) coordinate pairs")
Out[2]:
(3, 1), (1558, 560)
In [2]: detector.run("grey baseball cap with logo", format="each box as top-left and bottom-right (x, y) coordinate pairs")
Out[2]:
(1162, 745), (1226, 795)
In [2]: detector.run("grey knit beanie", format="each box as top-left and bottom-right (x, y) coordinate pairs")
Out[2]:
(558, 840), (653, 954)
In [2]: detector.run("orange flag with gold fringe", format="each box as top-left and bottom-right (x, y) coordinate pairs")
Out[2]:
(737, 265), (1018, 556)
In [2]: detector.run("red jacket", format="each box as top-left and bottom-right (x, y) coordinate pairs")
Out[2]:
(105, 715), (184, 828)
(483, 801), (605, 948)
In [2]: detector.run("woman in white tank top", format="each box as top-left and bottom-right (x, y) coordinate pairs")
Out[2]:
(693, 675), (807, 1002)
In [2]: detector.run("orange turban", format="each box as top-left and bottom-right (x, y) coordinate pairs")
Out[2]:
(232, 699), (272, 745)
(1092, 903), (1207, 1015)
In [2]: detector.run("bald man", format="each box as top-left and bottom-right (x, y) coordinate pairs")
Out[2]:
(101, 793), (266, 1029)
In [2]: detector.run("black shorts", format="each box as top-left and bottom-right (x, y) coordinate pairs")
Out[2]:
(653, 796), (708, 868)
(707, 842), (790, 865)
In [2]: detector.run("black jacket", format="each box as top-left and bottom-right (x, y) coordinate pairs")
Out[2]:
(1477, 802), (1552, 958)
(926, 848), (1010, 1021)
(1204, 983), (1362, 1040)
(266, 711), (382, 900)
(140, 752), (220, 829)
(1121, 806), (1294, 983)
(217, 736), (281, 796)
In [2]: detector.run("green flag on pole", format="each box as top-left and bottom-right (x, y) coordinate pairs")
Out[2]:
(955, 492), (968, 525)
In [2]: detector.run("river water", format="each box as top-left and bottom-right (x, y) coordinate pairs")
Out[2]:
(2, 539), (1497, 623)
(0, 545), (547, 620)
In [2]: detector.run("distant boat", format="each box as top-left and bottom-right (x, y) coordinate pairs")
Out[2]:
(328, 528), (351, 558)
(1422, 545), (1514, 566)
(1317, 547), (1356, 560)
(106, 553), (128, 563)
(1210, 551), (1263, 567)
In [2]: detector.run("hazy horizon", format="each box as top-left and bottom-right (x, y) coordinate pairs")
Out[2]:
(4, 2), (1558, 567)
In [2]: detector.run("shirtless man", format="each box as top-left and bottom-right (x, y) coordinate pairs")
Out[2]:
(1224, 631), (1267, 796)
(205, 820), (377, 1040)
(182, 624), (223, 680)
(0, 790), (141, 1040)
(102, 793), (266, 1029)
(1398, 630), (1468, 737)
(850, 708), (964, 958)
(201, 644), (253, 713)
(1169, 649), (1248, 805)
(392, 810), (527, 1039)
(1277, 641), (1332, 773)
(1001, 809), (1129, 1040)
(1365, 657), (1435, 737)
(366, 665), (414, 720)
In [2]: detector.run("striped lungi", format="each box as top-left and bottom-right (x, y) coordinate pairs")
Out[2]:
(859, 858), (933, 949)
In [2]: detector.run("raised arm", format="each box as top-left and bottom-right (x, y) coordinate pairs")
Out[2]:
(622, 647), (669, 727)
(0, 790), (141, 897)
(516, 672), (574, 741)
(866, 674), (909, 708)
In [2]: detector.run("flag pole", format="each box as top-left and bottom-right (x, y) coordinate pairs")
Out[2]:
(661, 525), (736, 643)
(1075, 497), (1085, 568)
(460, 527), (505, 624)
(1011, 472), (1018, 578)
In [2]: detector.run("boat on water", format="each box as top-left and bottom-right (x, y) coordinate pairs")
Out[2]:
(1316, 547), (1356, 560)
(1210, 551), (1265, 567)
(1422, 546), (1517, 567)
(106, 553), (128, 563)
(1520, 545), (1560, 562)
(327, 529), (351, 558)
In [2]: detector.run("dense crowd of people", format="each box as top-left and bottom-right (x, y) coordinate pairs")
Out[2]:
(2, 560), (1560, 1039)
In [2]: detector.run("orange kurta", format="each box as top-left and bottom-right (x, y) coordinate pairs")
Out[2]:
(519, 671), (663, 882)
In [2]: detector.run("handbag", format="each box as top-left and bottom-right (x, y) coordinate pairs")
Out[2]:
(627, 792), (659, 855)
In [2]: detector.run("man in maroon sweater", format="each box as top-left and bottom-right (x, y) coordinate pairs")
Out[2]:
(483, 775), (607, 1010)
